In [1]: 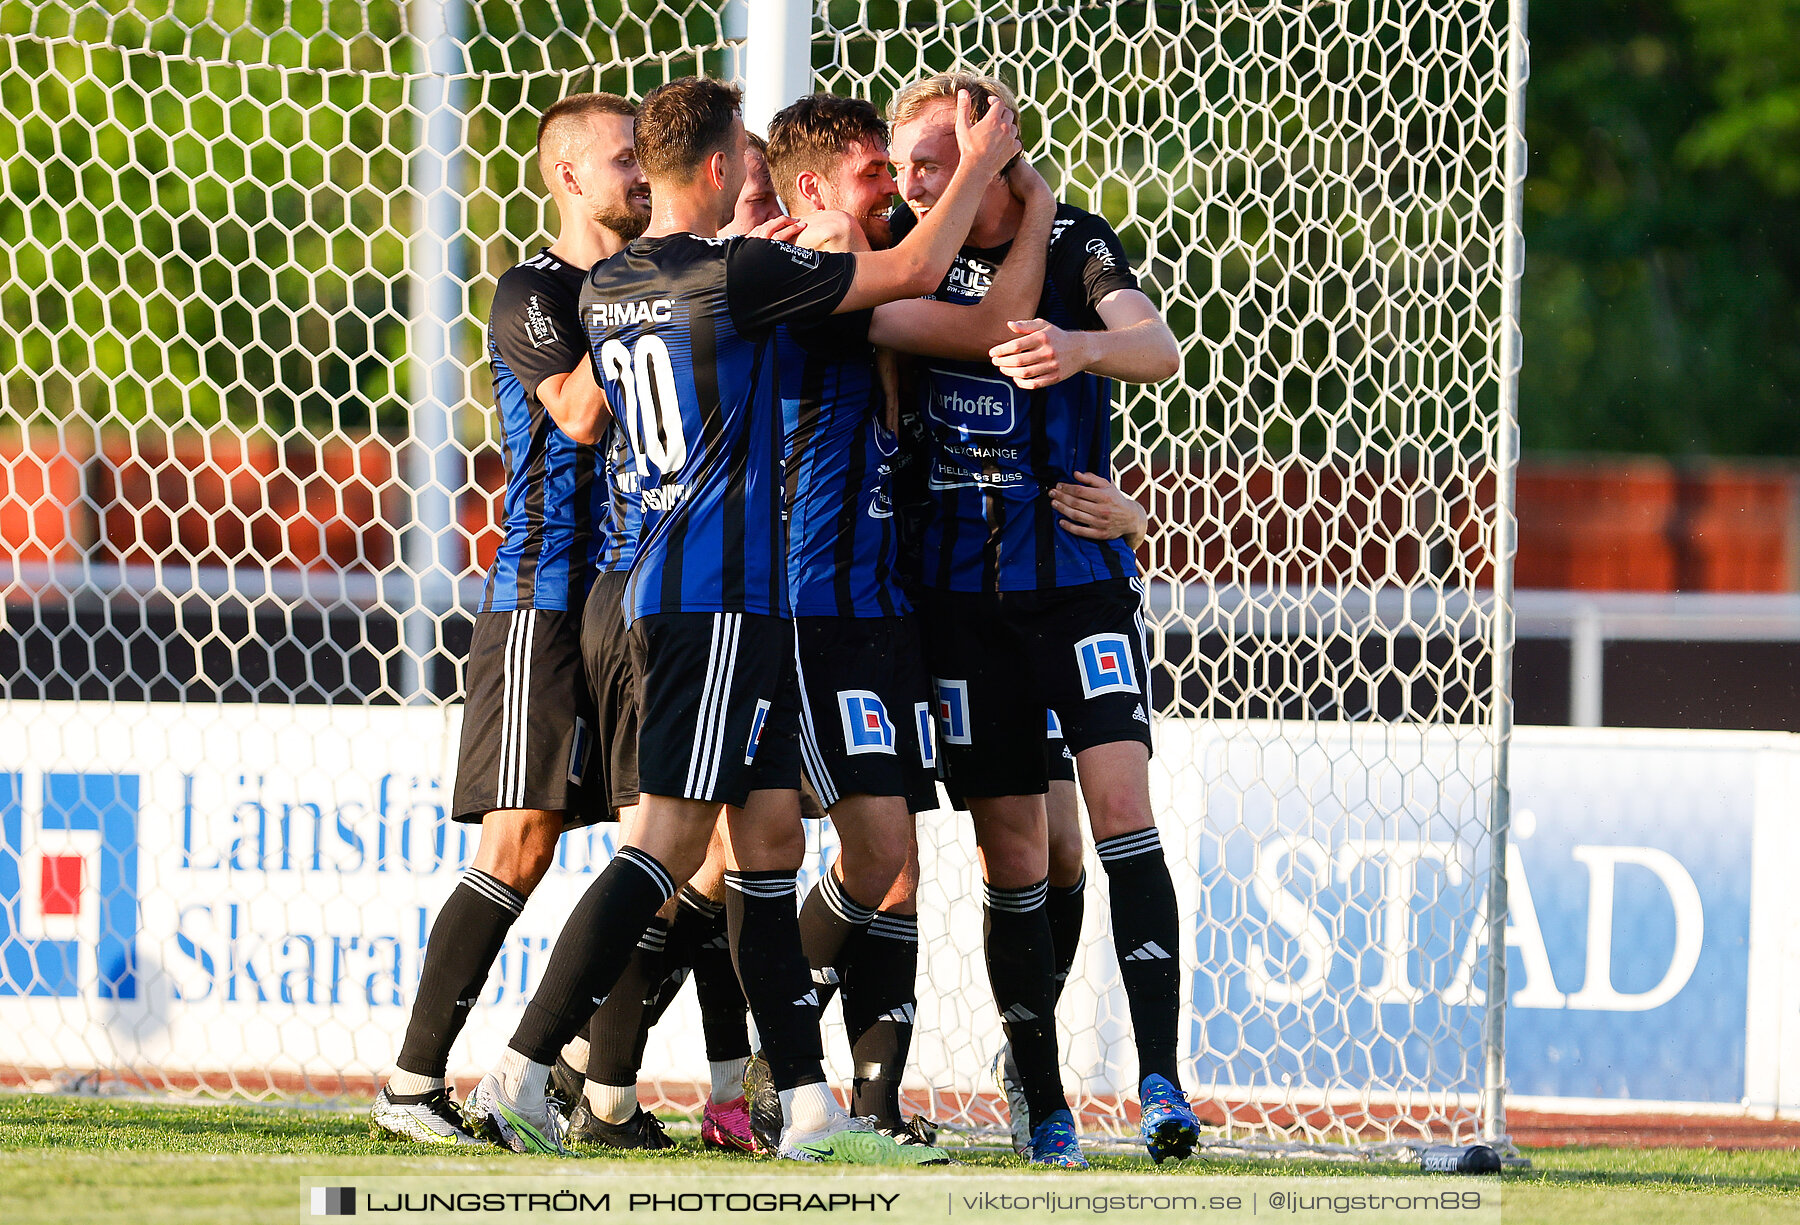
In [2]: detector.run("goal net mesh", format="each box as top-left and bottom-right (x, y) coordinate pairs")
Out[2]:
(0, 1), (1518, 1157)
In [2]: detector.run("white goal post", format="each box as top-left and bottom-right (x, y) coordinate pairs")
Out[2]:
(0, 1), (1525, 1158)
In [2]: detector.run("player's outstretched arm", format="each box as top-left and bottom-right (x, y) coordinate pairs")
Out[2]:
(833, 90), (1021, 314)
(1049, 470), (1149, 549)
(867, 158), (1057, 360)
(990, 290), (1180, 389)
(536, 359), (613, 445)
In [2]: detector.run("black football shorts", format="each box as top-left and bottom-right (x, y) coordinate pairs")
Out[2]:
(581, 568), (640, 818)
(452, 607), (605, 827)
(792, 614), (938, 814)
(630, 611), (793, 808)
(919, 578), (1152, 800)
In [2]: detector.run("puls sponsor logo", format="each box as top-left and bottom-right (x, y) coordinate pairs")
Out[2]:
(945, 258), (994, 299)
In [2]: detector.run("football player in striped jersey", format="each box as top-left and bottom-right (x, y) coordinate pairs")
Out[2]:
(370, 91), (644, 1147)
(467, 76), (1020, 1163)
(887, 71), (1197, 1167)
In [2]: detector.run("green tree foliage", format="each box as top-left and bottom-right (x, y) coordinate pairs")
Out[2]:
(1522, 0), (1800, 455)
(0, 1), (730, 439)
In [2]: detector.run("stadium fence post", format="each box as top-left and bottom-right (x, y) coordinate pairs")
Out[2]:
(1481, 0), (1530, 1152)
(402, 0), (469, 703)
(741, 0), (814, 137)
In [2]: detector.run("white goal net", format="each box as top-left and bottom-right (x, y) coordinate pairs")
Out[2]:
(0, 0), (1524, 1157)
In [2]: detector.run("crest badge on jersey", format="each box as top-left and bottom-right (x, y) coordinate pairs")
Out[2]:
(914, 702), (937, 770)
(838, 691), (896, 756)
(744, 698), (772, 766)
(1075, 633), (1139, 698)
(933, 678), (972, 746)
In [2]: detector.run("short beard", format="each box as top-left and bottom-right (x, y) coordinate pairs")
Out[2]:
(595, 202), (648, 242)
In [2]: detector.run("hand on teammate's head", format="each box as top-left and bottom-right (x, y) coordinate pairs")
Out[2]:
(955, 88), (1022, 179)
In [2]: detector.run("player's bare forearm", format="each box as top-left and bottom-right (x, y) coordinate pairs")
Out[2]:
(1075, 316), (1180, 383)
(876, 347), (903, 433)
(836, 92), (1021, 313)
(537, 362), (613, 445)
(868, 162), (1056, 360)
(990, 290), (1179, 389)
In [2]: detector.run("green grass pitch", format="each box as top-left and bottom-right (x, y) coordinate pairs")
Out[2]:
(1, 1094), (1797, 1224)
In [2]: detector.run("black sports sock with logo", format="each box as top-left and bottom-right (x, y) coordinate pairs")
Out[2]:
(509, 846), (675, 1065)
(1046, 870), (1086, 1003)
(395, 868), (524, 1084)
(841, 909), (919, 1124)
(1096, 828), (1181, 1084)
(982, 878), (1065, 1125)
(669, 887), (754, 1063)
(725, 869), (826, 1091)
(797, 865), (876, 1009)
(586, 918), (670, 1088)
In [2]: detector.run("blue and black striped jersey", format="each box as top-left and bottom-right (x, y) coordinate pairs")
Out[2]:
(778, 312), (907, 619)
(580, 233), (857, 621)
(479, 248), (606, 613)
(890, 202), (1143, 594)
(595, 419), (641, 575)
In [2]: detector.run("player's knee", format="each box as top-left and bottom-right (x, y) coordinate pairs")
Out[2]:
(726, 812), (806, 871)
(838, 848), (904, 907)
(1083, 787), (1154, 842)
(473, 808), (563, 893)
(1047, 830), (1085, 888)
(979, 840), (1048, 888)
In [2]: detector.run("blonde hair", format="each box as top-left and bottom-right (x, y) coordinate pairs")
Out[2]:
(889, 71), (1020, 131)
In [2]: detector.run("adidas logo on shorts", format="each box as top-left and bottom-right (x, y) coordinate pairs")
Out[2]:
(1123, 941), (1172, 962)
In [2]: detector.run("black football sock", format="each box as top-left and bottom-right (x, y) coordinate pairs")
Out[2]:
(1046, 869), (1086, 1003)
(674, 887), (753, 1064)
(797, 864), (876, 1009)
(509, 847), (675, 1065)
(725, 869), (826, 1091)
(983, 878), (1066, 1125)
(1096, 828), (1181, 1085)
(394, 867), (524, 1087)
(585, 918), (670, 1088)
(842, 909), (918, 1125)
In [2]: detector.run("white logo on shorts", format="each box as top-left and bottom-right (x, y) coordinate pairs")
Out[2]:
(914, 702), (938, 769)
(839, 690), (897, 756)
(933, 679), (973, 746)
(1074, 633), (1140, 698)
(567, 715), (591, 785)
